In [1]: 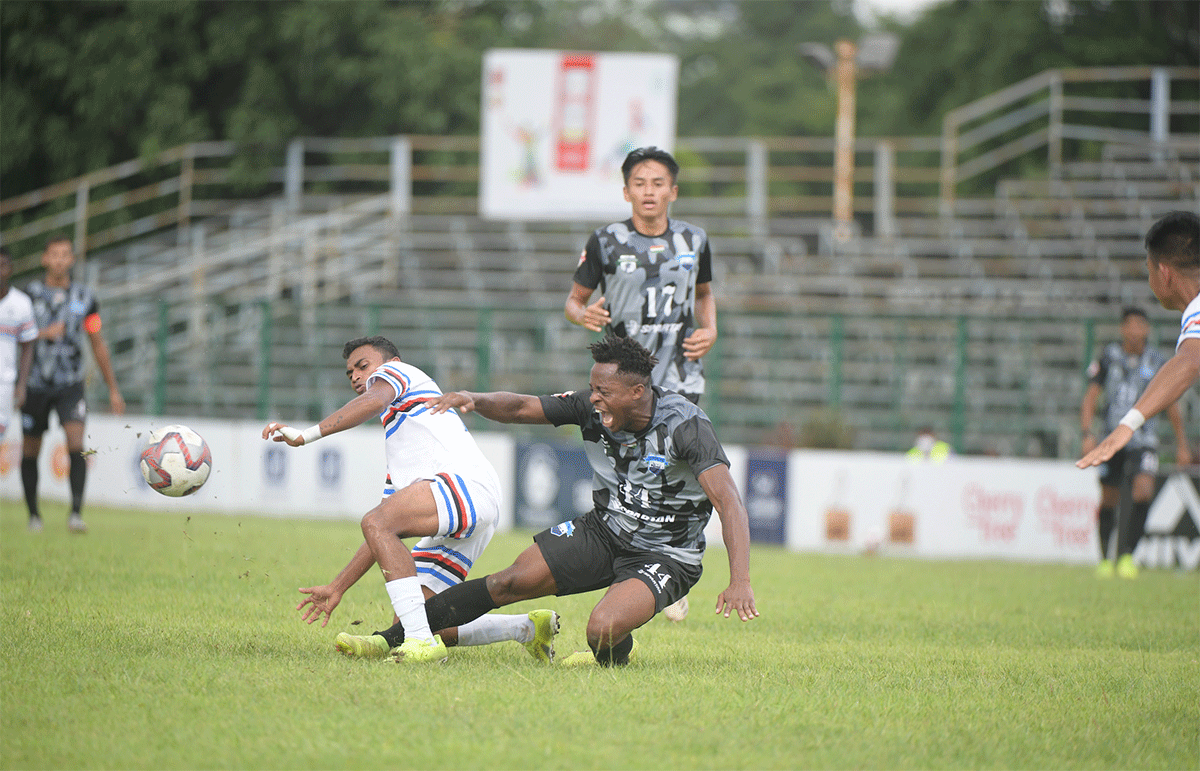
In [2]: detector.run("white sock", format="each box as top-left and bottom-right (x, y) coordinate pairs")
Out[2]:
(457, 614), (534, 647)
(384, 577), (434, 642)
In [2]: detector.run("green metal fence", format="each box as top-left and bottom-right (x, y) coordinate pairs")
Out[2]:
(97, 298), (1195, 461)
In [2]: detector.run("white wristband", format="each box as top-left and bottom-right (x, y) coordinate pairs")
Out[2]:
(279, 424), (323, 444)
(1118, 409), (1145, 432)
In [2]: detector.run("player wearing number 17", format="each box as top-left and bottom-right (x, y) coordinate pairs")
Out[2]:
(565, 147), (716, 404)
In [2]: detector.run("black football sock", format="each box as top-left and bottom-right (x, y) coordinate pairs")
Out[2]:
(377, 578), (499, 648)
(68, 451), (87, 514)
(591, 634), (634, 667)
(1097, 505), (1115, 560)
(21, 457), (40, 520)
(425, 578), (499, 632)
(1125, 501), (1151, 556)
(376, 623), (405, 649)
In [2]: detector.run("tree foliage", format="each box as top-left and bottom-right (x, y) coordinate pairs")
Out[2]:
(2, 0), (1195, 198)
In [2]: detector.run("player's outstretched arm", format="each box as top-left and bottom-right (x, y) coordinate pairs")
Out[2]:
(264, 380), (396, 446)
(427, 390), (550, 424)
(698, 464), (759, 622)
(297, 542), (377, 627)
(1078, 339), (1200, 468)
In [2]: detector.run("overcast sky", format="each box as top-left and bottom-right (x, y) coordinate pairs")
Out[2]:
(856, 0), (949, 25)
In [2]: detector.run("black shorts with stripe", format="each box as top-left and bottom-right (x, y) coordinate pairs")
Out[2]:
(533, 509), (702, 614)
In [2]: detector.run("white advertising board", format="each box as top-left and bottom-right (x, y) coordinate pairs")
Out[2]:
(787, 450), (1102, 564)
(480, 48), (679, 221)
(0, 415), (514, 529)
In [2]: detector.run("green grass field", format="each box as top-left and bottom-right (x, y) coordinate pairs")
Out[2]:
(1, 500), (1196, 770)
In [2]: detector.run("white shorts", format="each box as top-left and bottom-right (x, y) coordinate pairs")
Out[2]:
(0, 385), (12, 441)
(411, 472), (499, 594)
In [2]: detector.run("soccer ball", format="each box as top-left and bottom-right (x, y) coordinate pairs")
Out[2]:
(139, 424), (212, 497)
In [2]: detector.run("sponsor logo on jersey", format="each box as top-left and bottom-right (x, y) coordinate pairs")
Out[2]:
(644, 454), (667, 475)
(550, 520), (575, 537)
(677, 252), (695, 271)
(618, 254), (638, 274)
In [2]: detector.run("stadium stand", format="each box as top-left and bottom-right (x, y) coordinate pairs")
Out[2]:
(1, 68), (1196, 456)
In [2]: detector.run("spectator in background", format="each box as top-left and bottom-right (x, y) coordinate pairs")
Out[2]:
(0, 247), (38, 442)
(564, 146), (718, 621)
(1078, 211), (1199, 491)
(1080, 307), (1191, 579)
(907, 427), (951, 463)
(20, 236), (124, 533)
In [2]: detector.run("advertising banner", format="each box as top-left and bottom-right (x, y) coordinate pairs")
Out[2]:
(1135, 470), (1200, 570)
(480, 48), (679, 220)
(787, 451), (1101, 565)
(512, 440), (593, 530)
(1, 415), (515, 528)
(743, 449), (787, 545)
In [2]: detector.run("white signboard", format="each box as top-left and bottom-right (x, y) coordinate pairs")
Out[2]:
(0, 415), (514, 531)
(787, 451), (1102, 564)
(480, 48), (679, 220)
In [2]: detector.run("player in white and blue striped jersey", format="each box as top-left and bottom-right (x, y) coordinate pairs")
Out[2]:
(264, 336), (559, 663)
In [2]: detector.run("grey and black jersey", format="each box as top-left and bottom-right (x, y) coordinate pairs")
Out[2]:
(1088, 342), (1167, 449)
(25, 280), (99, 391)
(539, 386), (729, 565)
(573, 219), (713, 396)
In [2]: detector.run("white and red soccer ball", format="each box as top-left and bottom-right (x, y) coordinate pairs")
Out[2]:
(139, 424), (212, 497)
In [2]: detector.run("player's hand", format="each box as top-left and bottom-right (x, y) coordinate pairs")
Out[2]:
(427, 391), (476, 415)
(715, 580), (758, 622)
(263, 421), (305, 446)
(109, 391), (126, 416)
(581, 296), (610, 333)
(297, 584), (342, 626)
(40, 321), (65, 340)
(683, 327), (717, 360)
(1076, 425), (1133, 468)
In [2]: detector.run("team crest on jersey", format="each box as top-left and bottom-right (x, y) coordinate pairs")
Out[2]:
(648, 244), (665, 263)
(644, 454), (667, 475)
(550, 521), (575, 537)
(618, 254), (638, 274)
(677, 252), (695, 271)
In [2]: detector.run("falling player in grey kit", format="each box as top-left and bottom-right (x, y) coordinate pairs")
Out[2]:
(565, 146), (717, 620)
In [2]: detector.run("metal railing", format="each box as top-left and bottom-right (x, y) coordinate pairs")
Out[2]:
(940, 65), (1200, 207)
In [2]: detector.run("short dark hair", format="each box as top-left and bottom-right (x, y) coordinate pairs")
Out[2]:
(343, 335), (400, 361)
(1121, 306), (1148, 322)
(621, 146), (679, 185)
(588, 334), (656, 384)
(1145, 211), (1199, 273)
(0, 246), (10, 260)
(44, 235), (72, 251)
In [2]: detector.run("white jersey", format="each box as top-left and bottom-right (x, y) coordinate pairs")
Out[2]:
(366, 360), (500, 499)
(1179, 293), (1200, 352)
(0, 287), (38, 385)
